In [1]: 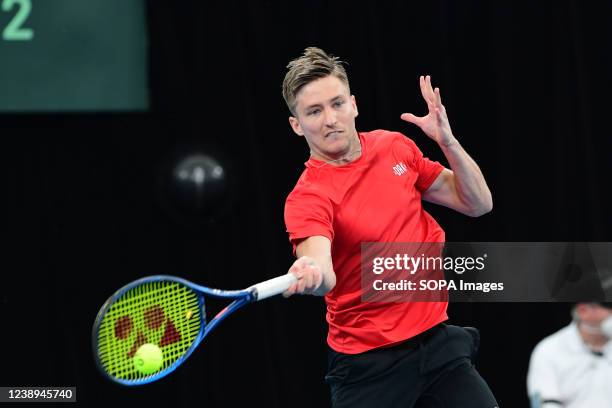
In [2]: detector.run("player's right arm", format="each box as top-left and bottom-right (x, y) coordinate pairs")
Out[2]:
(283, 235), (336, 297)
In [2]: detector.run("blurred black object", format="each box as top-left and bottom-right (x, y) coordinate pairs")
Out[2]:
(157, 151), (232, 227)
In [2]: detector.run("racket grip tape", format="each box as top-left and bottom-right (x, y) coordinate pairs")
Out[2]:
(250, 274), (297, 301)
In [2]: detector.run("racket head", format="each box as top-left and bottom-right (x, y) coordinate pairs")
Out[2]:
(92, 275), (207, 386)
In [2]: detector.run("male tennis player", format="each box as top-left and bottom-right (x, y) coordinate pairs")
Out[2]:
(282, 47), (497, 407)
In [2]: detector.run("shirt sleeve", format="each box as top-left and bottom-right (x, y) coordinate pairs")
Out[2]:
(284, 186), (334, 254)
(527, 343), (563, 407)
(398, 133), (445, 192)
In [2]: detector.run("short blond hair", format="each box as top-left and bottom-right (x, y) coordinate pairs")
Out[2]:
(282, 47), (350, 115)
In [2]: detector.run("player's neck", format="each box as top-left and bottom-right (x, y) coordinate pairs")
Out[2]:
(310, 134), (362, 166)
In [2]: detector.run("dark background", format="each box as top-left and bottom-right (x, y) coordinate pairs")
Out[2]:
(3, 1), (612, 407)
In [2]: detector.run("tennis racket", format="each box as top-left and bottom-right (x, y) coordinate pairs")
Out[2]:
(92, 273), (296, 386)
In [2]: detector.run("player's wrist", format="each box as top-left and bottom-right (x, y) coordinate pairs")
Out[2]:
(313, 269), (335, 296)
(439, 135), (459, 149)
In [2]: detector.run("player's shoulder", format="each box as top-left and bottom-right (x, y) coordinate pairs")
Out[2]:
(362, 128), (406, 141)
(286, 168), (328, 203)
(531, 324), (576, 358)
(361, 129), (418, 150)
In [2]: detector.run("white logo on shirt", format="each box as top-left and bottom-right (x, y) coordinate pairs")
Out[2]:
(392, 162), (408, 176)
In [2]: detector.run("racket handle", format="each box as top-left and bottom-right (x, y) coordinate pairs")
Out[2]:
(250, 274), (297, 301)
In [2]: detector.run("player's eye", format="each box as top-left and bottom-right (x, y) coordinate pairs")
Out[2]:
(333, 100), (344, 108)
(308, 109), (320, 116)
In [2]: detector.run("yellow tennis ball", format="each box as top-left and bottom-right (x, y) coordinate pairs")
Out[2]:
(133, 343), (163, 375)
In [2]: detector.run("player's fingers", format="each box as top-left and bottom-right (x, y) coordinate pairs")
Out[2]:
(297, 255), (313, 267)
(314, 267), (323, 288)
(289, 262), (305, 279)
(435, 87), (443, 106)
(426, 75), (436, 100)
(419, 75), (428, 101)
(400, 113), (424, 126)
(304, 266), (315, 291)
(420, 75), (435, 107)
(308, 266), (324, 294)
(282, 282), (298, 298)
(289, 260), (304, 275)
(296, 278), (307, 294)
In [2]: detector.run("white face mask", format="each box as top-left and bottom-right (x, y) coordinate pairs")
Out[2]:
(601, 316), (612, 338)
(581, 315), (612, 338)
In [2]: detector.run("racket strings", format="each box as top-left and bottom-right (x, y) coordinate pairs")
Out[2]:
(96, 281), (202, 381)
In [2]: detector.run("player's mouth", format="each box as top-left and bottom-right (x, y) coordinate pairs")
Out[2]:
(325, 130), (342, 138)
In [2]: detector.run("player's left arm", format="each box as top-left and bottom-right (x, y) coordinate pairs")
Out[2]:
(401, 75), (492, 217)
(423, 153), (492, 217)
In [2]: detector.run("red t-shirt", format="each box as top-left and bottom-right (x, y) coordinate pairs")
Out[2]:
(284, 129), (448, 354)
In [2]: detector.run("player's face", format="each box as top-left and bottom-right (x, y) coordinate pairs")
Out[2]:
(578, 303), (612, 326)
(289, 75), (359, 162)
(593, 306), (612, 324)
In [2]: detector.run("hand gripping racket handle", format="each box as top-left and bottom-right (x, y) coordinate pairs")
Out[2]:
(250, 274), (297, 301)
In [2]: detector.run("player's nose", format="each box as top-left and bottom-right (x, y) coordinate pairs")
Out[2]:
(323, 107), (338, 127)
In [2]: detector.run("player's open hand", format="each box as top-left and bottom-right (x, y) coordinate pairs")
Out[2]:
(283, 256), (323, 297)
(400, 75), (456, 147)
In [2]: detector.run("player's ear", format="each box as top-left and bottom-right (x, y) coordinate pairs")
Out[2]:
(351, 95), (359, 118)
(288, 116), (304, 136)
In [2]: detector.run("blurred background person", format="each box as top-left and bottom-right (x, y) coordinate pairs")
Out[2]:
(527, 303), (612, 407)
